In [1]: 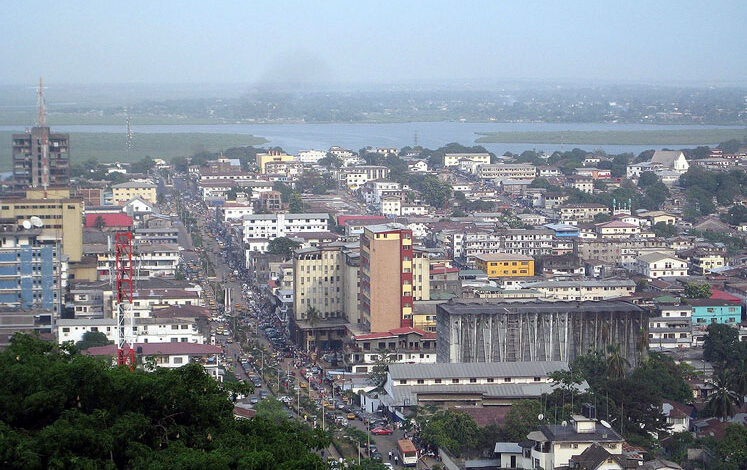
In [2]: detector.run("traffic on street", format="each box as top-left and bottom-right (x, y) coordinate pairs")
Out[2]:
(165, 175), (435, 469)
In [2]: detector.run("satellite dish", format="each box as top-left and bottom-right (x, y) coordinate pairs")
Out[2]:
(600, 420), (612, 429)
(30, 216), (43, 228)
(538, 414), (544, 421)
(22, 220), (31, 230)
(561, 420), (568, 427)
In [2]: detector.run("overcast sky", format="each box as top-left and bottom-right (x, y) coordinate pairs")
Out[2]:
(1, 0), (746, 87)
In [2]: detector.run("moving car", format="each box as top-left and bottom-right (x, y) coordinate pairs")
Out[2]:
(370, 427), (393, 435)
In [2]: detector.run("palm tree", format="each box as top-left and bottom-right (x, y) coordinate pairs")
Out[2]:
(731, 359), (747, 398)
(707, 370), (741, 421)
(605, 344), (630, 380)
(306, 307), (322, 353)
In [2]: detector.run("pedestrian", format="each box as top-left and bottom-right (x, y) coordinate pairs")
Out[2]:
(388, 451), (392, 460)
(394, 455), (399, 465)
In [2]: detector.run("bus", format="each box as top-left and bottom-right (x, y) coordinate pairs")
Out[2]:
(397, 439), (417, 467)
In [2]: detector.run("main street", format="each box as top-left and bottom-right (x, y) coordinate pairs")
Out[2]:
(168, 175), (432, 468)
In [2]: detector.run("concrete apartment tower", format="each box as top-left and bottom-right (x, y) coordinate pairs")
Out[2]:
(360, 223), (415, 332)
(11, 78), (70, 192)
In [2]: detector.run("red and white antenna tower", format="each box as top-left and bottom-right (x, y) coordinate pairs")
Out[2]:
(37, 77), (47, 127)
(115, 232), (135, 369)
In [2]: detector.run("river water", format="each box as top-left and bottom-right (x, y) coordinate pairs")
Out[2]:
(0, 121), (736, 156)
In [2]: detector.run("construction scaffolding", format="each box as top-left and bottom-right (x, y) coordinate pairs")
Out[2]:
(437, 300), (647, 366)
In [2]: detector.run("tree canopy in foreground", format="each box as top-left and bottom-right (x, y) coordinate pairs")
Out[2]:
(0, 334), (329, 469)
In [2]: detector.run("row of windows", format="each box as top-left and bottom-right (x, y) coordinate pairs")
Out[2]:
(399, 376), (543, 385)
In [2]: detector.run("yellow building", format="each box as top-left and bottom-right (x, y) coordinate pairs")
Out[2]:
(255, 151), (295, 174)
(475, 253), (534, 278)
(112, 181), (157, 204)
(0, 189), (83, 262)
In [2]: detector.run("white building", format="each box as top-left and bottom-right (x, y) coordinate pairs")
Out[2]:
(527, 416), (625, 470)
(477, 163), (536, 181)
(634, 252), (689, 278)
(57, 317), (204, 345)
(84, 342), (223, 381)
(401, 204), (428, 216)
(220, 203), (254, 222)
(97, 244), (180, 280)
(407, 160), (429, 173)
(523, 279), (636, 301)
(361, 180), (401, 204)
(649, 304), (692, 349)
(297, 149), (328, 164)
(443, 152), (491, 167)
(380, 197), (402, 217)
(241, 213), (329, 242)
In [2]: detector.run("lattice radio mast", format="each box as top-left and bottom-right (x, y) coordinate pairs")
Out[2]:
(115, 232), (135, 369)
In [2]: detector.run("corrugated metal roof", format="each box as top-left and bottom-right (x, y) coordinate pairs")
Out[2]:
(438, 299), (643, 316)
(388, 361), (567, 380)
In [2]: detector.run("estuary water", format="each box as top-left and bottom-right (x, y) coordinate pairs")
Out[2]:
(0, 121), (736, 156)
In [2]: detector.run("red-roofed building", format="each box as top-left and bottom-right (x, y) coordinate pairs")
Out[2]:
(347, 327), (436, 373)
(709, 289), (741, 303)
(337, 215), (387, 226)
(85, 213), (133, 229)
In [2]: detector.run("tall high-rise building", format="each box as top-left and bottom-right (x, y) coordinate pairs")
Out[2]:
(290, 243), (360, 351)
(11, 79), (70, 191)
(360, 223), (429, 332)
(0, 218), (67, 347)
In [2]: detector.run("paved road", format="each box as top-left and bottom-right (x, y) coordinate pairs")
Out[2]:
(171, 175), (432, 467)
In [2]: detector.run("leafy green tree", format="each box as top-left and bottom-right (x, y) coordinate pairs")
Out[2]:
(367, 350), (398, 389)
(652, 222), (677, 238)
(593, 213), (611, 223)
(637, 171), (659, 188)
(419, 410), (480, 458)
(130, 156), (156, 174)
(629, 352), (692, 403)
(0, 334), (330, 469)
(501, 400), (543, 442)
(703, 323), (739, 366)
(724, 205), (747, 226)
(709, 423), (747, 470)
(418, 174), (452, 209)
(644, 181), (670, 209)
(253, 398), (288, 421)
(267, 237), (300, 260)
(718, 139), (744, 154)
(684, 282), (712, 299)
(288, 193), (305, 213)
(75, 331), (112, 351)
(93, 215), (107, 229)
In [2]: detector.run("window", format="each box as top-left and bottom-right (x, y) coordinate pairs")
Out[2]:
(504, 377), (512, 382)
(469, 378), (477, 383)
(417, 379), (424, 384)
(434, 378), (441, 384)
(399, 380), (407, 385)
(172, 357), (183, 364)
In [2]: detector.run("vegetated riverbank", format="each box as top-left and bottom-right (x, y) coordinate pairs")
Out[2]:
(0, 131), (267, 171)
(475, 128), (747, 145)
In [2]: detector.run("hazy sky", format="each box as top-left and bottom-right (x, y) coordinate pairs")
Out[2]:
(2, 0), (746, 87)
